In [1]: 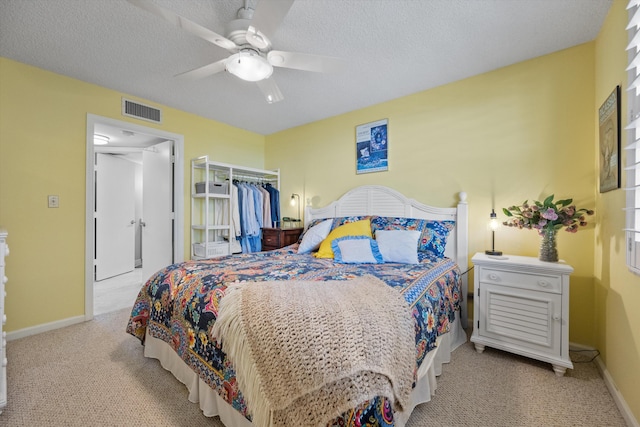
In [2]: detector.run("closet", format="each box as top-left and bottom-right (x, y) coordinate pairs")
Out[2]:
(191, 156), (280, 260)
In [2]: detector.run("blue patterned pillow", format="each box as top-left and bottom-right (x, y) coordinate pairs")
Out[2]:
(330, 216), (369, 230)
(421, 220), (455, 257)
(331, 236), (383, 264)
(370, 216), (455, 258)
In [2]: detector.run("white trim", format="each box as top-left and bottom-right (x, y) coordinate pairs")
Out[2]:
(594, 356), (640, 427)
(6, 315), (85, 341)
(85, 114), (185, 321)
(569, 341), (598, 351)
(568, 341), (639, 427)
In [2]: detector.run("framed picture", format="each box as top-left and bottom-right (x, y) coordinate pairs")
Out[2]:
(356, 119), (388, 174)
(599, 86), (621, 193)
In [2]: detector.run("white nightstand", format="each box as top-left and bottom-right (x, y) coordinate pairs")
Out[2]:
(470, 253), (573, 376)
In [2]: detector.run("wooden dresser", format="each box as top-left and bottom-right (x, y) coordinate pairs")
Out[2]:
(262, 228), (303, 251)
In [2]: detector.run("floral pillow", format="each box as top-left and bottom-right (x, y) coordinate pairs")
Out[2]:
(329, 215), (370, 230)
(370, 216), (455, 258)
(420, 220), (455, 258)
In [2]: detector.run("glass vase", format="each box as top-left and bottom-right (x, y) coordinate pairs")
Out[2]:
(539, 228), (558, 262)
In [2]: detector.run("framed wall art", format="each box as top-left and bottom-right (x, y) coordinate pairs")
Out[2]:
(356, 119), (388, 174)
(599, 85), (621, 193)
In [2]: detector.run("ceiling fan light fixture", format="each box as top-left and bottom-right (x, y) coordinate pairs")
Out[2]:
(226, 50), (273, 82)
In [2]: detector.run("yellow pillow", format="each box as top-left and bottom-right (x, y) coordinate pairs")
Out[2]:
(314, 219), (372, 258)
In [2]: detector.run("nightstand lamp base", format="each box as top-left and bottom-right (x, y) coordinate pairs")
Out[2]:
(485, 209), (502, 256)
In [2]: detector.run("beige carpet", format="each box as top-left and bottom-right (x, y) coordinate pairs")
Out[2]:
(1, 307), (627, 427)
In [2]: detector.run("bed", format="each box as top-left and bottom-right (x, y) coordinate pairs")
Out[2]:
(126, 185), (469, 427)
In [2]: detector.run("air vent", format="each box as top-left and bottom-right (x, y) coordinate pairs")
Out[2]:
(122, 98), (162, 124)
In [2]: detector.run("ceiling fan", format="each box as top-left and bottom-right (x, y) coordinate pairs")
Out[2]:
(128, 0), (344, 103)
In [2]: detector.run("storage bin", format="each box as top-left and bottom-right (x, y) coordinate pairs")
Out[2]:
(192, 242), (229, 258)
(195, 181), (229, 195)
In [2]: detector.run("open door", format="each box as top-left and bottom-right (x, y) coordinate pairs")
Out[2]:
(141, 140), (174, 282)
(95, 153), (136, 281)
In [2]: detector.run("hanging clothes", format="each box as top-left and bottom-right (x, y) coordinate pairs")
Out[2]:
(229, 183), (242, 254)
(259, 186), (272, 229)
(248, 184), (263, 252)
(265, 183), (280, 228)
(231, 181), (281, 253)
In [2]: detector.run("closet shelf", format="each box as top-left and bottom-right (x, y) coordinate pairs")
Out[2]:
(191, 225), (231, 231)
(191, 156), (280, 260)
(191, 193), (230, 199)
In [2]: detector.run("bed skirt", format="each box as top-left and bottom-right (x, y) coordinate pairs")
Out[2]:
(143, 313), (467, 427)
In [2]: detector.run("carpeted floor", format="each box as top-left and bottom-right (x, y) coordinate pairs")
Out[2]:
(1, 307), (628, 426)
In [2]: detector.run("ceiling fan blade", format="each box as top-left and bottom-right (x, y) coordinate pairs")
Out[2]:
(246, 0), (295, 49)
(267, 50), (345, 73)
(256, 77), (284, 104)
(175, 59), (227, 79)
(127, 0), (237, 51)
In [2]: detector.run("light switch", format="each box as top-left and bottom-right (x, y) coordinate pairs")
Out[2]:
(48, 195), (59, 208)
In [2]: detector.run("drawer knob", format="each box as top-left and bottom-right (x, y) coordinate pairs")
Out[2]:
(488, 273), (499, 281)
(553, 314), (561, 321)
(538, 280), (550, 287)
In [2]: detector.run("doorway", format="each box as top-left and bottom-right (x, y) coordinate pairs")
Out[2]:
(85, 114), (184, 320)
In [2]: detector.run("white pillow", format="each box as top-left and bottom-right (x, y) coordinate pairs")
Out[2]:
(331, 236), (383, 264)
(375, 230), (420, 264)
(297, 219), (333, 254)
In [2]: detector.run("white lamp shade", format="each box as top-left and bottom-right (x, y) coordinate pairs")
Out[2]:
(226, 50), (273, 82)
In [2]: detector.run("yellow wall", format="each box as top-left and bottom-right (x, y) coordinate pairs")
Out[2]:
(0, 57), (265, 331)
(2, 3), (639, 419)
(595, 0), (640, 421)
(267, 42), (597, 345)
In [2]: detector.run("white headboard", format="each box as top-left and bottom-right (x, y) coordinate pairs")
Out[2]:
(306, 185), (469, 327)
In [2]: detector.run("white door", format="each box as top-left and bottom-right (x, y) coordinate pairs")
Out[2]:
(142, 140), (174, 282)
(95, 153), (136, 281)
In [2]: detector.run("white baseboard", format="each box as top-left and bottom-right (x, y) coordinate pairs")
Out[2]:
(570, 342), (639, 427)
(569, 341), (599, 352)
(593, 356), (640, 427)
(6, 315), (85, 341)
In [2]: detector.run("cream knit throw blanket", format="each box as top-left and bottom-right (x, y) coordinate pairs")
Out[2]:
(211, 276), (415, 427)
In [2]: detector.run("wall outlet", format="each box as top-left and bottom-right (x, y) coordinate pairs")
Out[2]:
(48, 195), (59, 208)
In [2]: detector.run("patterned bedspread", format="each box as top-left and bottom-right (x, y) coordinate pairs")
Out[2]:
(126, 245), (461, 427)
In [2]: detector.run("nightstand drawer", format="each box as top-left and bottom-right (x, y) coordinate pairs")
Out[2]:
(262, 228), (303, 251)
(479, 268), (562, 294)
(263, 234), (280, 246)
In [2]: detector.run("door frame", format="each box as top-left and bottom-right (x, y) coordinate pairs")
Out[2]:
(85, 114), (184, 321)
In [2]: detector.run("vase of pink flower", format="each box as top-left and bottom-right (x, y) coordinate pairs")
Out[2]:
(502, 195), (594, 262)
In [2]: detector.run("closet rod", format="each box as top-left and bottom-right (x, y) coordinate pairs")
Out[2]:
(231, 173), (278, 183)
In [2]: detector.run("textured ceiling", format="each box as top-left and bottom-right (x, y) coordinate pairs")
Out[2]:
(0, 0), (612, 136)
